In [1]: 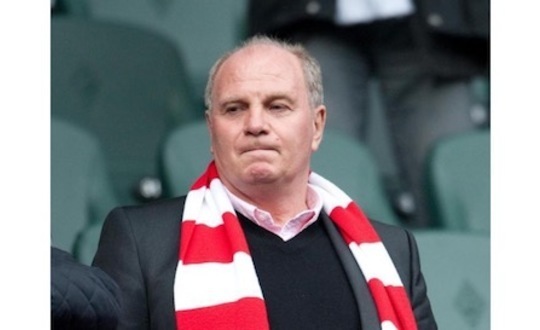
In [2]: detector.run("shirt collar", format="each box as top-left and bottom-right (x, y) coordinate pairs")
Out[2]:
(224, 185), (323, 242)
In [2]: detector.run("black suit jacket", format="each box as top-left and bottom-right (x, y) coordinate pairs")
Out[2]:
(93, 196), (437, 329)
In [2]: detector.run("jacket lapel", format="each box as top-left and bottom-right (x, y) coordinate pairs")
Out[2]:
(320, 213), (381, 330)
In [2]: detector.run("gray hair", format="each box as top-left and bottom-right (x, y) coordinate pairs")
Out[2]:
(204, 35), (324, 110)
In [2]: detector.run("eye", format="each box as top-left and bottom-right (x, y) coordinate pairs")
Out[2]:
(223, 104), (243, 115)
(269, 103), (289, 111)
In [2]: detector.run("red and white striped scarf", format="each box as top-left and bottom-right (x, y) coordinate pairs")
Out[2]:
(174, 161), (417, 329)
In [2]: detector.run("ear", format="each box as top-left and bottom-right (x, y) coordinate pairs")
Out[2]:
(205, 110), (214, 154)
(311, 105), (326, 152)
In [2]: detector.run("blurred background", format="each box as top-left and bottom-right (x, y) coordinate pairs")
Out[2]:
(50, 1), (490, 329)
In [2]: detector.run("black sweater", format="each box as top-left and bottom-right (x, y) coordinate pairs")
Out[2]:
(239, 213), (362, 329)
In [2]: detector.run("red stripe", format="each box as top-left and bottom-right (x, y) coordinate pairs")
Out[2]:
(179, 220), (195, 260)
(176, 297), (269, 330)
(190, 162), (220, 190)
(190, 171), (208, 190)
(367, 278), (399, 326)
(329, 202), (380, 244)
(180, 212), (250, 264)
(387, 285), (418, 330)
(222, 212), (250, 252)
(368, 279), (417, 330)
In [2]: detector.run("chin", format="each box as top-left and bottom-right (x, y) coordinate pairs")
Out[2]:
(244, 164), (279, 184)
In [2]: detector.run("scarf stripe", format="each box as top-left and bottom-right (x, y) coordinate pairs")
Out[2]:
(175, 162), (416, 329)
(174, 252), (264, 310)
(179, 215), (249, 264)
(175, 298), (268, 330)
(349, 242), (403, 285)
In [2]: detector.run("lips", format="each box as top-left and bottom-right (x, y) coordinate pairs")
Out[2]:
(240, 144), (278, 154)
(242, 147), (275, 154)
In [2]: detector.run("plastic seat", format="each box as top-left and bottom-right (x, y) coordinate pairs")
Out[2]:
(312, 130), (400, 225)
(51, 117), (118, 265)
(87, 0), (248, 106)
(160, 121), (399, 225)
(426, 130), (490, 231)
(51, 17), (198, 204)
(160, 120), (212, 198)
(413, 230), (490, 330)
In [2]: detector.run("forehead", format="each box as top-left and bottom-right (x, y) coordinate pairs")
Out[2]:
(214, 45), (306, 92)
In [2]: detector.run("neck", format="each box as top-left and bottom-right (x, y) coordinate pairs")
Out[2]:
(224, 179), (309, 226)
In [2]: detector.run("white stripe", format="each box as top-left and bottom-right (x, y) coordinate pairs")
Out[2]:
(174, 252), (264, 310)
(209, 179), (236, 215)
(381, 320), (398, 330)
(349, 242), (403, 286)
(310, 172), (352, 205)
(183, 186), (225, 227)
(313, 186), (348, 215)
(182, 186), (206, 221)
(197, 189), (225, 227)
(310, 172), (351, 203)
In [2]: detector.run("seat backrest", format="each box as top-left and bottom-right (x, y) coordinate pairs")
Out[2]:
(312, 130), (400, 225)
(160, 122), (399, 225)
(426, 130), (490, 231)
(413, 230), (490, 330)
(51, 17), (198, 204)
(160, 120), (212, 197)
(87, 0), (248, 106)
(51, 117), (118, 265)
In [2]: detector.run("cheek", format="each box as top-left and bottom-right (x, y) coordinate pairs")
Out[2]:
(281, 121), (315, 156)
(297, 119), (316, 145)
(211, 124), (237, 155)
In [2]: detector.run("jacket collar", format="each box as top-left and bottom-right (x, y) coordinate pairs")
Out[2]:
(320, 212), (381, 330)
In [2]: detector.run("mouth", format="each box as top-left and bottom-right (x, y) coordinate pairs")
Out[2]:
(240, 145), (278, 155)
(240, 143), (277, 153)
(243, 148), (275, 154)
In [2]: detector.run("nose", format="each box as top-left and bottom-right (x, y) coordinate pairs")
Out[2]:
(244, 107), (268, 136)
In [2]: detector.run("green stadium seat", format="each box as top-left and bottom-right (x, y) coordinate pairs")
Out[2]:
(52, 17), (198, 204)
(51, 117), (118, 265)
(413, 229), (490, 330)
(312, 129), (400, 225)
(426, 130), (490, 231)
(87, 0), (248, 106)
(159, 120), (211, 198)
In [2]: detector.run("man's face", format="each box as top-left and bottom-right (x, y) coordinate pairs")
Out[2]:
(206, 44), (325, 194)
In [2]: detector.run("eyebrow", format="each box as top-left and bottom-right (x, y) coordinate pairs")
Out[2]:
(219, 92), (296, 106)
(217, 98), (246, 110)
(264, 93), (295, 105)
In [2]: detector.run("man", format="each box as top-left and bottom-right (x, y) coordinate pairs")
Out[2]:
(94, 36), (437, 329)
